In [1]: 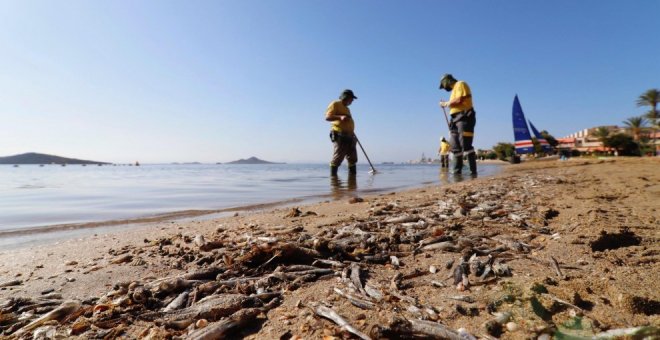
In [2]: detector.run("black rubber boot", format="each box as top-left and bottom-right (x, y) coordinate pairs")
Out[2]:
(330, 165), (338, 177)
(467, 153), (477, 175)
(452, 155), (463, 174)
(348, 164), (357, 175)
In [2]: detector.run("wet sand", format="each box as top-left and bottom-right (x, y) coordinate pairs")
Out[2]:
(0, 157), (658, 338)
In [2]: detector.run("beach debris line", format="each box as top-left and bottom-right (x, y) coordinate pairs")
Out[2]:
(0, 172), (657, 338)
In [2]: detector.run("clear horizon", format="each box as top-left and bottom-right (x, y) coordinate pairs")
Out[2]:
(1, 1), (658, 164)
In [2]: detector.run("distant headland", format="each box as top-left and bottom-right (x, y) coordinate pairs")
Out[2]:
(0, 152), (110, 165)
(224, 157), (284, 165)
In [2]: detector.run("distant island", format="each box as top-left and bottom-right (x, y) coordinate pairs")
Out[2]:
(225, 156), (284, 165)
(0, 152), (110, 165)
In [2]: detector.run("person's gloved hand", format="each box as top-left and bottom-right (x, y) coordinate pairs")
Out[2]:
(439, 100), (450, 107)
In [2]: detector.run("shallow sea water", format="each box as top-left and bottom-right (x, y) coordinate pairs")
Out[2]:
(0, 163), (500, 245)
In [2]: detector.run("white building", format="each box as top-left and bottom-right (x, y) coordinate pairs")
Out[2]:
(558, 126), (625, 153)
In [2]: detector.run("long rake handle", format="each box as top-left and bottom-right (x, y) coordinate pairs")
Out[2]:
(441, 106), (451, 128)
(355, 136), (377, 173)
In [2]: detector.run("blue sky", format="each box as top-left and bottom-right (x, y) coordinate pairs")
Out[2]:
(1, 1), (658, 163)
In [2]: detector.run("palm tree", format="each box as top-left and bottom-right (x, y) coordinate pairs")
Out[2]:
(637, 89), (659, 155)
(623, 116), (647, 142)
(592, 126), (611, 154)
(592, 126), (610, 143)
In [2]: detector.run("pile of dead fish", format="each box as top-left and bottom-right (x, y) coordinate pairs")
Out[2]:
(1, 173), (654, 339)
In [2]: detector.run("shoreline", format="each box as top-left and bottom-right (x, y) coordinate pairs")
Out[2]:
(0, 157), (657, 338)
(0, 164), (501, 249)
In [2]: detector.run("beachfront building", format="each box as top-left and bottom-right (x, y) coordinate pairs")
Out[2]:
(558, 125), (660, 156)
(651, 131), (660, 156)
(557, 126), (625, 154)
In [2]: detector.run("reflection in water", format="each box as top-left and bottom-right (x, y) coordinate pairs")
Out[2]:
(438, 168), (450, 186)
(438, 167), (479, 184)
(330, 174), (358, 199)
(348, 173), (357, 191)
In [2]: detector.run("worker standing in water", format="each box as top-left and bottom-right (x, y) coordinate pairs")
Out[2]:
(438, 137), (451, 169)
(325, 89), (358, 177)
(439, 74), (477, 175)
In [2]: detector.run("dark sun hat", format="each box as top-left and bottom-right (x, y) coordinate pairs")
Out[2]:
(439, 74), (456, 90)
(340, 89), (358, 99)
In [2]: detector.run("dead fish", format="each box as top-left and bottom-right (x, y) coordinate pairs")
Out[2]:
(147, 294), (259, 323)
(348, 197), (364, 204)
(333, 288), (375, 310)
(445, 259), (455, 269)
(82, 265), (103, 274)
(469, 254), (485, 277)
(200, 240), (224, 251)
(257, 236), (279, 243)
(153, 278), (195, 295)
(483, 311), (512, 337)
(479, 265), (492, 281)
(68, 318), (91, 336)
(492, 311), (512, 324)
(508, 213), (522, 221)
(194, 234), (206, 247)
(407, 305), (422, 316)
(492, 263), (511, 276)
(0, 280), (22, 288)
(33, 325), (57, 339)
(419, 235), (449, 247)
(453, 261), (470, 290)
(41, 293), (63, 300)
(447, 295), (475, 303)
(13, 300), (81, 336)
(111, 254), (133, 264)
(285, 207), (303, 217)
(431, 280), (447, 288)
(457, 328), (477, 340)
(425, 307), (439, 321)
(384, 215), (419, 224)
(364, 284), (383, 301)
(163, 291), (189, 312)
(422, 241), (458, 252)
(401, 220), (427, 229)
(132, 288), (149, 304)
(310, 304), (372, 340)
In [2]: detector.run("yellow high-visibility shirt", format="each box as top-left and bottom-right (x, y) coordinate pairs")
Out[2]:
(325, 100), (354, 134)
(440, 141), (451, 154)
(449, 81), (473, 115)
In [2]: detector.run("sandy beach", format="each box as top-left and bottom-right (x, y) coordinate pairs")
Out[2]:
(1, 157), (658, 339)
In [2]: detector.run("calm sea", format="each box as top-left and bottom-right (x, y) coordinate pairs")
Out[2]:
(0, 163), (500, 246)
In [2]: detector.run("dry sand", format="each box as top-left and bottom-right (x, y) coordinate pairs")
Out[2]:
(0, 157), (658, 339)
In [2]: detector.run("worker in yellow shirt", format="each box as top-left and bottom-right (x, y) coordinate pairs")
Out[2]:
(438, 137), (451, 168)
(439, 74), (477, 175)
(325, 89), (358, 177)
